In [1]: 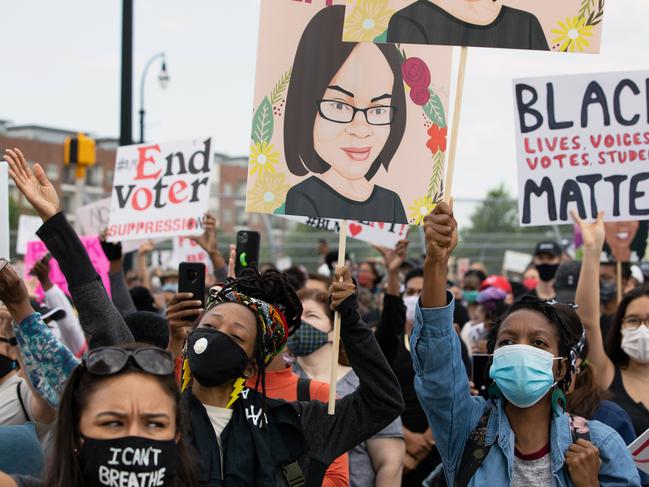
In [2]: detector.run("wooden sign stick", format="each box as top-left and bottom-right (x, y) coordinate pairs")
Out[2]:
(616, 260), (623, 304)
(443, 46), (469, 204)
(328, 219), (348, 415)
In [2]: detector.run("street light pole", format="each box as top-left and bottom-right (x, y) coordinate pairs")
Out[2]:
(120, 0), (133, 146)
(139, 52), (169, 144)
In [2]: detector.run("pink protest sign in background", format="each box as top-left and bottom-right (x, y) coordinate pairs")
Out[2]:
(24, 237), (111, 301)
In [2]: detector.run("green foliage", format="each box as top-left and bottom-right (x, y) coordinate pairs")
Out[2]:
(423, 91), (447, 128)
(251, 97), (274, 144)
(427, 150), (445, 199)
(270, 70), (291, 106)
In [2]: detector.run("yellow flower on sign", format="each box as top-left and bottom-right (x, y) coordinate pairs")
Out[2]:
(249, 141), (279, 177)
(408, 195), (435, 226)
(343, 0), (394, 42)
(247, 173), (291, 214)
(551, 17), (592, 52)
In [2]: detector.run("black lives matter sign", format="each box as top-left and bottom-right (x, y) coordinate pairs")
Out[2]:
(513, 71), (649, 226)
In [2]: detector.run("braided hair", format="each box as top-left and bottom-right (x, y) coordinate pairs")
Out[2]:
(224, 268), (303, 396)
(487, 295), (581, 394)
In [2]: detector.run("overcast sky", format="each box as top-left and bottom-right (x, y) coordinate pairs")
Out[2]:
(2, 0), (648, 227)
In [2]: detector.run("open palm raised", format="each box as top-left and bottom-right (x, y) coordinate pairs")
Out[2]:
(3, 148), (60, 221)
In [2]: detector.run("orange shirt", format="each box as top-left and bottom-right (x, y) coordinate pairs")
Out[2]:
(247, 366), (350, 487)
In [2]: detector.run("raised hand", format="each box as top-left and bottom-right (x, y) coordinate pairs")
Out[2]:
(0, 259), (34, 323)
(571, 210), (604, 252)
(375, 239), (409, 274)
(329, 266), (356, 311)
(423, 201), (458, 266)
(137, 239), (156, 255)
(3, 148), (60, 221)
(29, 254), (53, 291)
(190, 213), (218, 254)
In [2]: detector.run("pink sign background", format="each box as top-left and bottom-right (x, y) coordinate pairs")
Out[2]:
(24, 237), (111, 301)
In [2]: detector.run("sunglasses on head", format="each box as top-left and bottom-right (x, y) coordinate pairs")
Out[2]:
(83, 347), (175, 376)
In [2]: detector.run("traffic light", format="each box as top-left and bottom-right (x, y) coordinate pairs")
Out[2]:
(64, 133), (96, 178)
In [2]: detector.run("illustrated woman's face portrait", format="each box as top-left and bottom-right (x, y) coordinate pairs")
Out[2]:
(313, 43), (394, 182)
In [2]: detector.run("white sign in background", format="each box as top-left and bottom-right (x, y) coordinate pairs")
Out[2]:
(107, 137), (214, 242)
(514, 70), (649, 226)
(281, 215), (409, 249)
(15, 215), (43, 255)
(76, 198), (145, 254)
(171, 236), (214, 274)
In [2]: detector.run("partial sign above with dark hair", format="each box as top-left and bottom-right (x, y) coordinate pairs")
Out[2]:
(343, 0), (605, 54)
(514, 70), (649, 227)
(246, 1), (452, 224)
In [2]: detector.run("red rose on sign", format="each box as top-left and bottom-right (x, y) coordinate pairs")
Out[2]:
(402, 57), (431, 88)
(409, 86), (430, 106)
(426, 125), (447, 153)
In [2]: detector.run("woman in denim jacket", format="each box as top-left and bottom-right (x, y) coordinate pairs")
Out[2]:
(411, 202), (640, 487)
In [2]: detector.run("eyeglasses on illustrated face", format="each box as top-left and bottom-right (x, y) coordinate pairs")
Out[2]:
(317, 100), (396, 126)
(83, 347), (175, 376)
(622, 316), (649, 330)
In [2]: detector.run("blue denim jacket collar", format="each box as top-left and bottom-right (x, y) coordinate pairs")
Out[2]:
(485, 399), (572, 475)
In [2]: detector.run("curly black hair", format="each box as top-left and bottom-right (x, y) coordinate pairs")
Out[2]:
(487, 295), (580, 394)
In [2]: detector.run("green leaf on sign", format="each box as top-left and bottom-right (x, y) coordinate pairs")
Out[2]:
(374, 30), (388, 43)
(423, 91), (447, 128)
(427, 150), (445, 198)
(270, 70), (291, 106)
(273, 203), (286, 215)
(251, 97), (273, 144)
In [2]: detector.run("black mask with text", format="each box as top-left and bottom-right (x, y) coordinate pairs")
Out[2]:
(187, 328), (250, 387)
(535, 263), (559, 282)
(80, 436), (178, 487)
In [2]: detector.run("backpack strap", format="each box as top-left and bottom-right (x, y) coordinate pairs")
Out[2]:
(454, 407), (493, 487)
(16, 381), (31, 423)
(296, 377), (311, 402)
(282, 461), (305, 487)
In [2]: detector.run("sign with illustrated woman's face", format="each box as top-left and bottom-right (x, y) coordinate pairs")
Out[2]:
(245, 1), (452, 224)
(342, 0), (605, 54)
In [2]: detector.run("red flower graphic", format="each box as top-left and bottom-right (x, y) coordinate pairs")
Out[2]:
(402, 57), (431, 88)
(426, 125), (447, 153)
(410, 86), (430, 106)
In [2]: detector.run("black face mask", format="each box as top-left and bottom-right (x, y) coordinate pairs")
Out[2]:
(535, 263), (559, 282)
(0, 354), (17, 380)
(80, 435), (178, 487)
(188, 328), (250, 387)
(600, 281), (617, 304)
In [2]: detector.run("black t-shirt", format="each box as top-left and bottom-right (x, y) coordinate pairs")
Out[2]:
(386, 1), (549, 51)
(285, 176), (408, 223)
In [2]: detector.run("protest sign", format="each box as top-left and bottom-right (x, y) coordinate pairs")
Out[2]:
(0, 163), (8, 260)
(514, 70), (649, 227)
(246, 1), (452, 224)
(629, 428), (649, 476)
(171, 236), (214, 274)
(107, 138), (214, 242)
(15, 215), (43, 255)
(24, 236), (111, 300)
(76, 198), (146, 253)
(342, 0), (604, 54)
(502, 250), (533, 274)
(282, 215), (408, 249)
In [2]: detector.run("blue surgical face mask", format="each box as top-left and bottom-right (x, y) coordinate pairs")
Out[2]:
(489, 344), (561, 408)
(463, 290), (479, 304)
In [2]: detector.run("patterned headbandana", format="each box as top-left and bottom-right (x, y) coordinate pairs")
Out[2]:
(206, 286), (289, 365)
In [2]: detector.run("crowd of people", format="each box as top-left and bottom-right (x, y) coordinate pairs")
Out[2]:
(0, 146), (647, 486)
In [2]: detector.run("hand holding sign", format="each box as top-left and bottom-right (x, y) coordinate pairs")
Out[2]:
(376, 239), (410, 274)
(4, 148), (59, 222)
(329, 266), (356, 312)
(0, 259), (33, 323)
(423, 201), (457, 265)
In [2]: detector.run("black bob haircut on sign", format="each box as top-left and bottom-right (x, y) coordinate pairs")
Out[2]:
(284, 5), (407, 182)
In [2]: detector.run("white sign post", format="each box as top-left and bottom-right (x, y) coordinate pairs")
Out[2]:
(107, 137), (215, 242)
(0, 163), (9, 260)
(514, 70), (649, 226)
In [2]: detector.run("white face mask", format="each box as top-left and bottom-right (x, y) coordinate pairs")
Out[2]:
(403, 295), (419, 323)
(621, 325), (649, 363)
